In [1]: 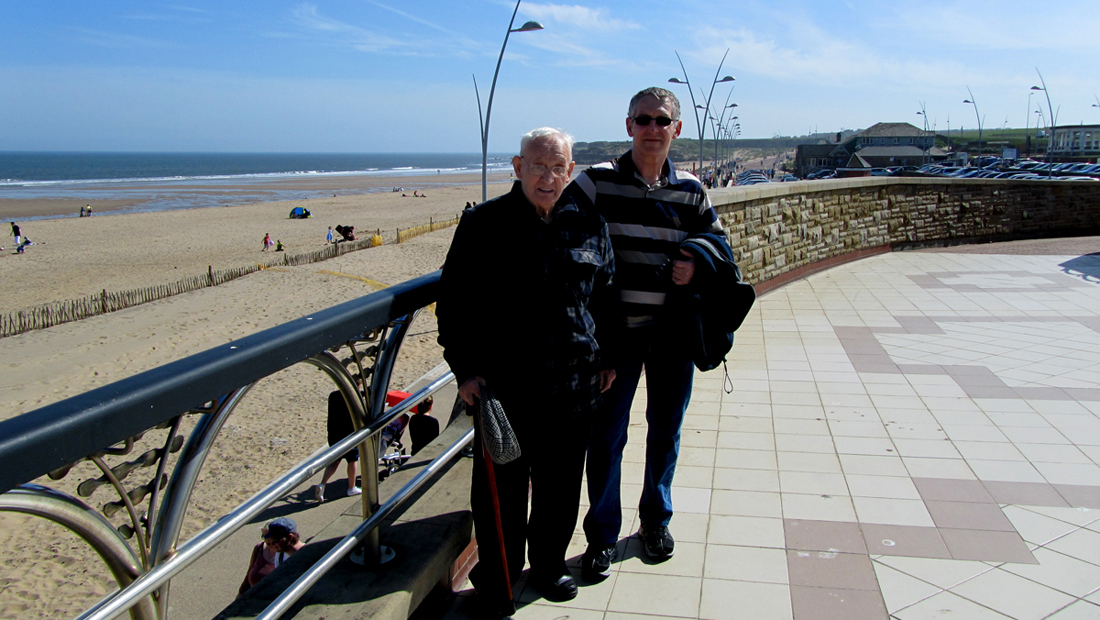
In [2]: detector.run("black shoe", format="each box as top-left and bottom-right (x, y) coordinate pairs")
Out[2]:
(531, 572), (578, 602)
(639, 522), (675, 561)
(581, 544), (617, 582)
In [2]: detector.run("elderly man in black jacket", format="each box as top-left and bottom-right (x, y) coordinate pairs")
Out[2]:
(436, 127), (616, 615)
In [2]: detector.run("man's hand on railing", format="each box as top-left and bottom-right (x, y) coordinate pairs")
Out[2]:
(458, 377), (487, 406)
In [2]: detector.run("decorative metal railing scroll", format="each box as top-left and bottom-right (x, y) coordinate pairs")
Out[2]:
(0, 271), (445, 620)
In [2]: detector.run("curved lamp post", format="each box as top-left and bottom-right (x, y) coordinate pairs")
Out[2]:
(722, 116), (739, 167)
(917, 102), (930, 166)
(964, 87), (983, 170)
(1031, 68), (1056, 179)
(473, 0), (543, 203)
(710, 97), (738, 171)
(669, 49), (735, 175)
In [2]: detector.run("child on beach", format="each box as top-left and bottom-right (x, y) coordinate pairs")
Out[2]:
(238, 517), (303, 595)
(326, 227), (334, 245)
(262, 233), (274, 251)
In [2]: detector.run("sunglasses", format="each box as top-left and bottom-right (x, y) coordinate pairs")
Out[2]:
(633, 115), (675, 127)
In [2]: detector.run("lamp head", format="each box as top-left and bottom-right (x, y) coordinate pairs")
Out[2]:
(512, 20), (544, 32)
(1030, 86), (1044, 91)
(668, 77), (687, 85)
(963, 99), (973, 104)
(717, 76), (735, 83)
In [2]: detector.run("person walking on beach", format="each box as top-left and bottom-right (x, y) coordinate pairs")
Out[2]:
(436, 127), (615, 615)
(262, 233), (273, 251)
(566, 87), (723, 580)
(11, 222), (20, 245)
(326, 226), (334, 245)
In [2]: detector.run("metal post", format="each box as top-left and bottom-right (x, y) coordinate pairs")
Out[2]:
(474, 0), (543, 203)
(669, 49), (734, 177)
(1032, 69), (1056, 179)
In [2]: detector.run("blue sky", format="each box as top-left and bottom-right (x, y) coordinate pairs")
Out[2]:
(0, 1), (1097, 153)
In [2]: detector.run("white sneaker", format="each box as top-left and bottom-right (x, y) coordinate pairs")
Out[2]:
(347, 486), (362, 497)
(313, 484), (325, 503)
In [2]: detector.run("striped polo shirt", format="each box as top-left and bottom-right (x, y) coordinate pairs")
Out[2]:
(568, 150), (723, 329)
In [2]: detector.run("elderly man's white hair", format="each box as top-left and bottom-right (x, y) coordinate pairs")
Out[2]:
(519, 127), (575, 156)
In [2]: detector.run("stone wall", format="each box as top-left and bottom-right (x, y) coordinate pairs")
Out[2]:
(710, 177), (1100, 287)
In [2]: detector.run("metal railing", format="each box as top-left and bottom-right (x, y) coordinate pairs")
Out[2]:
(0, 270), (460, 620)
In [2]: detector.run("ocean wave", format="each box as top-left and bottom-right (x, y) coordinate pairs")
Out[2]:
(0, 163), (510, 188)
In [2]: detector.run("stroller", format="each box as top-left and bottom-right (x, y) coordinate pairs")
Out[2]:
(377, 391), (435, 479)
(335, 225), (356, 241)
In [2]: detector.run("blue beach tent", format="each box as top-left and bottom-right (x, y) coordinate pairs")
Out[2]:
(288, 206), (312, 219)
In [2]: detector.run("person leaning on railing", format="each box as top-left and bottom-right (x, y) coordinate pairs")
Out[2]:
(436, 127), (616, 618)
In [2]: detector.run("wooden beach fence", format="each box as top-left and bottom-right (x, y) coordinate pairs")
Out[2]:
(396, 214), (460, 244)
(0, 214), (463, 338)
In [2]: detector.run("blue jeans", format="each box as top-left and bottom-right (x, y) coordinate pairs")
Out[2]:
(583, 328), (694, 546)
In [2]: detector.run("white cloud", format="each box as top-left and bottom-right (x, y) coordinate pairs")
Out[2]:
(289, 4), (445, 55)
(521, 3), (641, 32)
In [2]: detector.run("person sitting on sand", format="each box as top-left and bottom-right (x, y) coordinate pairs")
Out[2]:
(238, 517), (303, 596)
(16, 237), (35, 253)
(275, 240), (285, 252)
(262, 233), (274, 251)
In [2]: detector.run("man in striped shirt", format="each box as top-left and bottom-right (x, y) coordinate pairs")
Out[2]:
(567, 87), (723, 580)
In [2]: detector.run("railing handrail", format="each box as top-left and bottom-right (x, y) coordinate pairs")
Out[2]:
(72, 374), (456, 620)
(0, 270), (441, 496)
(255, 426), (474, 620)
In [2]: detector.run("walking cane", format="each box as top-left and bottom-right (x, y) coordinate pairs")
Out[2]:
(475, 401), (515, 611)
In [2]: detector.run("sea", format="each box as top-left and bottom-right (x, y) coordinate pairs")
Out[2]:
(0, 152), (514, 220)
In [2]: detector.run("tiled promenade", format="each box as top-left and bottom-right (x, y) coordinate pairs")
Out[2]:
(442, 239), (1100, 620)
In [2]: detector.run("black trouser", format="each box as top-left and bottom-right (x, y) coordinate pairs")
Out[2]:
(468, 386), (590, 604)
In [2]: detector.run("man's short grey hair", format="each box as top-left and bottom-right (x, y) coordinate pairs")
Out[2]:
(628, 87), (681, 122)
(520, 127), (575, 157)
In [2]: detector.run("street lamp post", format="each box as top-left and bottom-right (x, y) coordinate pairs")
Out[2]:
(917, 102), (930, 166)
(668, 49), (735, 176)
(722, 116), (738, 167)
(964, 87), (983, 170)
(705, 87), (738, 173)
(1031, 68), (1056, 179)
(473, 0), (543, 203)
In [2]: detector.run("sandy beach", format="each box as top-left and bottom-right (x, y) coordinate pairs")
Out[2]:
(0, 173), (512, 618)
